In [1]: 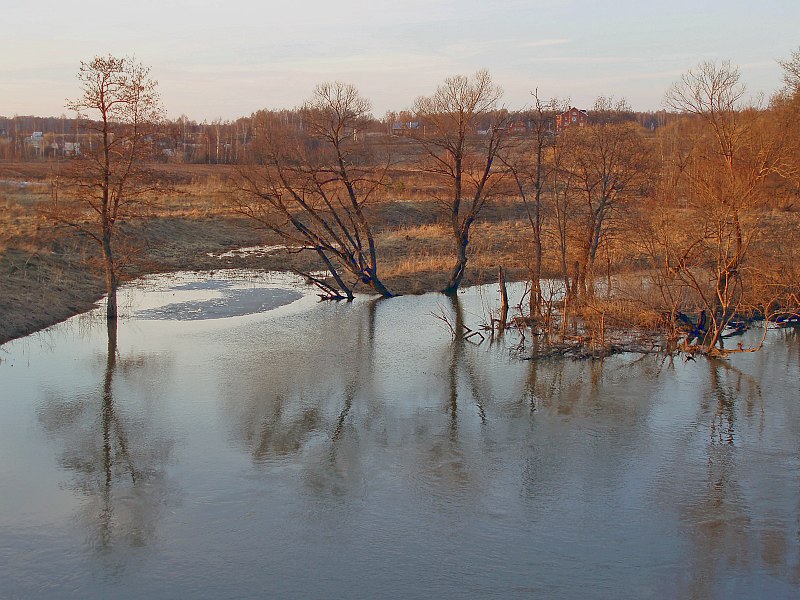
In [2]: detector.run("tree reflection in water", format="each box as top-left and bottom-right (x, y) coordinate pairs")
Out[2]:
(679, 354), (798, 597)
(446, 294), (488, 429)
(211, 288), (800, 596)
(707, 360), (756, 445)
(38, 319), (175, 561)
(223, 294), (504, 498)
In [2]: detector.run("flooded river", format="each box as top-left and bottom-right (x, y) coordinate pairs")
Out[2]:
(1, 271), (799, 599)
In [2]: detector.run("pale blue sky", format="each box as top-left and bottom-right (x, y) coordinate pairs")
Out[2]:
(1, 0), (797, 120)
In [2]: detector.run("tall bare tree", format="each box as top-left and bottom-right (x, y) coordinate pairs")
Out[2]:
(235, 82), (393, 299)
(53, 55), (162, 320)
(413, 70), (507, 295)
(778, 46), (800, 96)
(775, 47), (800, 193)
(501, 92), (563, 316)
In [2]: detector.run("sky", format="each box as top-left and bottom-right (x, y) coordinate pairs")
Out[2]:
(1, 0), (798, 122)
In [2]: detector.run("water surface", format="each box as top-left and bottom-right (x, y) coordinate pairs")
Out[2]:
(1, 271), (799, 599)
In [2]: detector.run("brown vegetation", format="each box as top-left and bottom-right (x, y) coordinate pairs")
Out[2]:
(0, 165), (534, 345)
(2, 54), (800, 356)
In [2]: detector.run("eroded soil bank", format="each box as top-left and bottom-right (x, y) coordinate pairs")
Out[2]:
(0, 214), (532, 345)
(0, 217), (266, 344)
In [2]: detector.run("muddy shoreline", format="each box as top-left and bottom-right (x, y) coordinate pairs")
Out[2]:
(0, 217), (287, 346)
(1, 215), (527, 346)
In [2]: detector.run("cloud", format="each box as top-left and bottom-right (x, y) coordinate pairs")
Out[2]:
(519, 55), (649, 65)
(519, 39), (571, 48)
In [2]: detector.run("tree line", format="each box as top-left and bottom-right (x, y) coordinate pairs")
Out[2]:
(1, 104), (668, 164)
(38, 52), (800, 357)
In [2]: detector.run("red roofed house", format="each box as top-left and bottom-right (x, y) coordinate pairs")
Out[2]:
(556, 107), (590, 133)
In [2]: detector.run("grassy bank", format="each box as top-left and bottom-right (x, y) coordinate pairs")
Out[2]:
(0, 162), (536, 345)
(5, 160), (795, 351)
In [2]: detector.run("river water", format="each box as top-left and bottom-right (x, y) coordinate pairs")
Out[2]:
(1, 271), (799, 599)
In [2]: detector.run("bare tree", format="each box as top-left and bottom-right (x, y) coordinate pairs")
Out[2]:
(51, 55), (163, 320)
(235, 82), (393, 299)
(778, 46), (800, 96)
(551, 136), (576, 304)
(413, 70), (507, 295)
(660, 61), (794, 354)
(590, 95), (636, 125)
(558, 120), (652, 301)
(500, 91), (563, 317)
(775, 47), (800, 194)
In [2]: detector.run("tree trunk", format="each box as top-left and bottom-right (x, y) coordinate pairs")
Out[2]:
(366, 269), (394, 298)
(444, 230), (469, 295)
(317, 249), (354, 300)
(531, 229), (542, 318)
(498, 266), (509, 330)
(530, 139), (544, 318)
(102, 234), (118, 320)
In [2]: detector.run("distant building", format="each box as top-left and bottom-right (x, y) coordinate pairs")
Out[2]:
(556, 107), (590, 133)
(506, 121), (528, 135)
(391, 121), (420, 136)
(28, 131), (44, 150)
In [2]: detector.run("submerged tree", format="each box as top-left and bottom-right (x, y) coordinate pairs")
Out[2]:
(52, 55), (163, 320)
(413, 70), (508, 295)
(657, 61), (796, 355)
(501, 92), (563, 317)
(557, 119), (653, 302)
(235, 82), (393, 299)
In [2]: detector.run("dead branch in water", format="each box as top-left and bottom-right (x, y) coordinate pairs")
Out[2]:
(292, 269), (350, 301)
(430, 304), (485, 344)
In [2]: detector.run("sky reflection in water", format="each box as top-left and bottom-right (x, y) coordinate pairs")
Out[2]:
(1, 271), (799, 599)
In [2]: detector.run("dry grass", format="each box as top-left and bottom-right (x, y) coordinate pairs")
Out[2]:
(581, 297), (664, 332)
(3, 159), (797, 347)
(0, 161), (565, 343)
(0, 181), (52, 249)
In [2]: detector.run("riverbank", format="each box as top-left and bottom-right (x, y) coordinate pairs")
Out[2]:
(0, 217), (257, 344)
(0, 212), (536, 346)
(1, 162), (547, 345)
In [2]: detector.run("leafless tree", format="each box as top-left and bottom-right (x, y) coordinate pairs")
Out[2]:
(558, 120), (652, 301)
(235, 82), (393, 299)
(778, 46), (800, 96)
(590, 95), (636, 125)
(775, 48), (800, 193)
(500, 91), (563, 317)
(51, 55), (163, 320)
(413, 70), (508, 295)
(659, 61), (795, 355)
